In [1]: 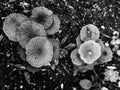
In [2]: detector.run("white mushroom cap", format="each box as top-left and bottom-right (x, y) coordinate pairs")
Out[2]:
(78, 40), (101, 64)
(26, 37), (53, 68)
(80, 24), (100, 42)
(3, 13), (28, 41)
(16, 20), (46, 48)
(71, 49), (84, 66)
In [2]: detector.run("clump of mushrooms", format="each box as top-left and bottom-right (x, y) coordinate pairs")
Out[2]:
(30, 6), (60, 35)
(2, 6), (61, 72)
(71, 24), (113, 73)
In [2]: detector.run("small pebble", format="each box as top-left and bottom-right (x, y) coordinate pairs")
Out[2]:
(117, 50), (120, 56)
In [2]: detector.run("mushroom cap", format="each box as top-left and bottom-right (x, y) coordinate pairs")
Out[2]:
(26, 37), (53, 68)
(45, 14), (60, 35)
(30, 6), (53, 29)
(80, 24), (100, 42)
(79, 79), (92, 89)
(71, 49), (84, 66)
(48, 38), (60, 61)
(3, 13), (28, 41)
(78, 40), (101, 64)
(97, 45), (113, 64)
(31, 6), (53, 17)
(16, 20), (46, 48)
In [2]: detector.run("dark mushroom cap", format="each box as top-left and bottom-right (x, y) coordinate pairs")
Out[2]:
(97, 45), (113, 64)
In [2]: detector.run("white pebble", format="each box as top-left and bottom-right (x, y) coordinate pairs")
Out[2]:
(117, 50), (120, 56)
(107, 66), (116, 70)
(101, 87), (109, 90)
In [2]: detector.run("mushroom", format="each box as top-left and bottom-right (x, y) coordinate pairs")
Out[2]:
(30, 6), (60, 35)
(97, 45), (113, 64)
(26, 37), (53, 68)
(30, 7), (53, 29)
(16, 20), (46, 48)
(79, 79), (92, 90)
(70, 49), (84, 66)
(80, 24), (100, 42)
(48, 38), (60, 61)
(78, 40), (101, 64)
(45, 14), (60, 35)
(3, 13), (28, 41)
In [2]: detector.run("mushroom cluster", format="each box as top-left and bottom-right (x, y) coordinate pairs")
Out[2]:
(2, 6), (60, 69)
(71, 24), (113, 72)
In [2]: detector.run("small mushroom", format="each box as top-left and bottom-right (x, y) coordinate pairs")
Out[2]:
(26, 37), (53, 68)
(80, 24), (100, 42)
(79, 79), (92, 90)
(70, 49), (84, 66)
(97, 45), (113, 64)
(78, 40), (101, 64)
(3, 13), (28, 41)
(45, 14), (60, 35)
(30, 7), (53, 30)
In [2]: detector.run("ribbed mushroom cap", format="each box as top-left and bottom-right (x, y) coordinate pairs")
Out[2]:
(3, 13), (28, 41)
(16, 21), (46, 48)
(80, 24), (100, 42)
(45, 14), (60, 35)
(78, 40), (101, 64)
(26, 37), (53, 68)
(97, 45), (113, 64)
(71, 49), (84, 66)
(30, 7), (53, 30)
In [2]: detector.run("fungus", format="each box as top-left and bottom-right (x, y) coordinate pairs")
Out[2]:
(30, 6), (60, 35)
(3, 13), (28, 41)
(78, 40), (101, 64)
(16, 21), (46, 48)
(45, 14), (60, 35)
(30, 7), (53, 29)
(26, 37), (53, 68)
(97, 45), (113, 64)
(79, 79), (92, 90)
(80, 24), (100, 42)
(70, 49), (84, 66)
(48, 38), (60, 61)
